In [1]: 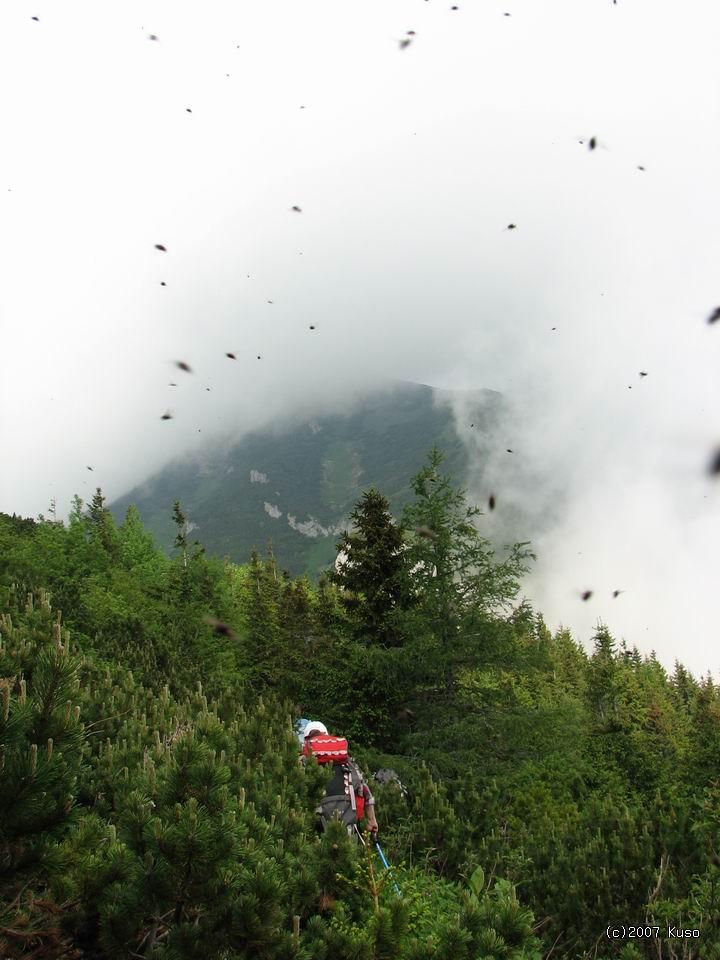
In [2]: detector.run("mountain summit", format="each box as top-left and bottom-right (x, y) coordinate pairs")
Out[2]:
(110, 380), (502, 577)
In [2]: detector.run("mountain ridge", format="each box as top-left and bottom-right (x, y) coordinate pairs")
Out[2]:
(109, 380), (503, 577)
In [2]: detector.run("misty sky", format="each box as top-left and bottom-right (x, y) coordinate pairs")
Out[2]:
(2, 0), (719, 678)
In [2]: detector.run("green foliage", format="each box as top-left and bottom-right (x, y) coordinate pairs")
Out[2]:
(401, 448), (534, 635)
(329, 487), (417, 649)
(0, 592), (86, 874)
(0, 447), (717, 959)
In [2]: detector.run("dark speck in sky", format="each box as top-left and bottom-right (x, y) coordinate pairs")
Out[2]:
(506, 223), (517, 230)
(148, 34), (159, 41)
(203, 616), (237, 639)
(706, 306), (720, 325)
(581, 590), (593, 601)
(226, 353), (236, 359)
(588, 137), (597, 150)
(709, 448), (720, 476)
(161, 411), (173, 420)
(415, 525), (438, 540)
(175, 361), (192, 373)
(488, 495), (496, 511)
(291, 205), (302, 212)
(154, 244), (167, 252)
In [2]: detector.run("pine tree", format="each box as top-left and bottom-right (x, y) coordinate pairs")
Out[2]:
(670, 660), (699, 712)
(329, 488), (416, 649)
(312, 574), (347, 643)
(118, 504), (159, 572)
(243, 548), (283, 686)
(170, 500), (192, 607)
(586, 625), (620, 728)
(87, 488), (121, 564)
(0, 592), (87, 958)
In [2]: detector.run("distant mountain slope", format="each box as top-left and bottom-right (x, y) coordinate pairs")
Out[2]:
(110, 381), (502, 578)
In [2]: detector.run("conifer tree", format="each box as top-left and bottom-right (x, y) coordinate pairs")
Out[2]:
(329, 488), (416, 649)
(0, 603), (85, 874)
(170, 500), (192, 607)
(688, 677), (720, 786)
(243, 548), (283, 686)
(312, 574), (347, 642)
(277, 578), (316, 697)
(586, 625), (620, 727)
(118, 504), (159, 571)
(62, 495), (94, 594)
(0, 591), (87, 958)
(401, 448), (533, 693)
(87, 488), (121, 564)
(670, 660), (699, 711)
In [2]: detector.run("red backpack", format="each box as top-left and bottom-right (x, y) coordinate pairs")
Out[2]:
(303, 734), (349, 765)
(304, 736), (367, 833)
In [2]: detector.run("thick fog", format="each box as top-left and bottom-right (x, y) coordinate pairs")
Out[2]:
(2, 0), (719, 677)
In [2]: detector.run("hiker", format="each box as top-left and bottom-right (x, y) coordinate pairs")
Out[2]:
(299, 719), (378, 839)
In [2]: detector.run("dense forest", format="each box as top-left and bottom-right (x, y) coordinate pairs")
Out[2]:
(1, 449), (718, 959)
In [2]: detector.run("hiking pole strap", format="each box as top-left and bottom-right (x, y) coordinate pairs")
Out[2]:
(347, 768), (356, 813)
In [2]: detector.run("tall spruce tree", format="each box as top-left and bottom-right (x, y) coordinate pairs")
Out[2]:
(329, 488), (416, 649)
(243, 548), (283, 686)
(87, 488), (121, 564)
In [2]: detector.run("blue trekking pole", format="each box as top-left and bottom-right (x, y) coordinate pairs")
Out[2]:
(353, 826), (402, 898)
(372, 834), (402, 898)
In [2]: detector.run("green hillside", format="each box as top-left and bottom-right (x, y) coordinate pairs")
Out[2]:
(1, 452), (718, 959)
(109, 381), (503, 578)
